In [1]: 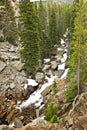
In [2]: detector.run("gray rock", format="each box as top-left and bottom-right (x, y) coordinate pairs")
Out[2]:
(21, 70), (26, 77)
(0, 125), (8, 130)
(62, 103), (71, 112)
(29, 117), (47, 127)
(12, 117), (23, 128)
(0, 42), (10, 52)
(9, 46), (15, 52)
(51, 61), (57, 70)
(57, 70), (64, 78)
(16, 75), (25, 84)
(11, 74), (16, 80)
(9, 54), (19, 60)
(10, 61), (23, 71)
(68, 117), (73, 126)
(35, 72), (45, 83)
(46, 69), (53, 77)
(10, 83), (15, 89)
(55, 55), (62, 62)
(42, 65), (50, 72)
(0, 60), (6, 72)
(41, 85), (52, 96)
(0, 52), (9, 61)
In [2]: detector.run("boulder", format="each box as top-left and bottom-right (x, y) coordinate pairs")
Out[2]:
(16, 75), (25, 84)
(69, 92), (87, 117)
(10, 83), (15, 89)
(75, 114), (87, 128)
(0, 60), (6, 72)
(56, 90), (65, 103)
(0, 52), (9, 61)
(68, 92), (87, 129)
(0, 125), (8, 130)
(11, 74), (16, 80)
(55, 55), (62, 62)
(0, 42), (10, 52)
(29, 117), (47, 127)
(35, 72), (45, 83)
(9, 54), (19, 61)
(41, 85), (52, 96)
(45, 69), (54, 77)
(42, 65), (50, 72)
(9, 46), (15, 52)
(51, 61), (58, 70)
(57, 70), (64, 78)
(10, 61), (23, 71)
(11, 117), (23, 128)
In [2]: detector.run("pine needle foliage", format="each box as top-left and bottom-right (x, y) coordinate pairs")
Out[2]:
(65, 0), (87, 101)
(45, 103), (59, 123)
(2, 0), (18, 45)
(19, 1), (40, 74)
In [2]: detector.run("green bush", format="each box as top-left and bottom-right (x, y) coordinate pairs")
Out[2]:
(65, 81), (77, 102)
(44, 103), (59, 123)
(52, 81), (58, 95)
(50, 115), (59, 123)
(0, 36), (4, 42)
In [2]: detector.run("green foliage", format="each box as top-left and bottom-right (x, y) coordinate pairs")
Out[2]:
(44, 103), (59, 123)
(50, 115), (59, 123)
(38, 0), (52, 58)
(19, 1), (40, 74)
(52, 81), (58, 95)
(0, 36), (4, 42)
(65, 0), (87, 99)
(49, 3), (58, 46)
(65, 81), (77, 101)
(56, 4), (73, 40)
(81, 67), (87, 82)
(2, 0), (18, 45)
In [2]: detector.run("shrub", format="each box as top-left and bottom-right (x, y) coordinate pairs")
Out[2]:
(52, 81), (58, 95)
(65, 81), (77, 102)
(50, 115), (59, 123)
(44, 103), (59, 123)
(0, 36), (4, 42)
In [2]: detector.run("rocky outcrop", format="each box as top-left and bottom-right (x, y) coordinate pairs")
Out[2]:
(0, 94), (18, 125)
(51, 60), (58, 70)
(0, 41), (27, 124)
(0, 60), (6, 72)
(8, 120), (61, 130)
(35, 73), (45, 84)
(69, 92), (87, 118)
(0, 42), (26, 92)
(0, 125), (9, 130)
(65, 92), (87, 129)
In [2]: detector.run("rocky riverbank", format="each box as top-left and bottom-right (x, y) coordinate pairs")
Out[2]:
(0, 31), (87, 129)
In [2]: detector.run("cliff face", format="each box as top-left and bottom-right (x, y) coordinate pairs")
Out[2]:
(0, 41), (26, 93)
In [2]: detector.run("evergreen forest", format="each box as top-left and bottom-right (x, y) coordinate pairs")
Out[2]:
(0, 0), (87, 126)
(18, 0), (87, 101)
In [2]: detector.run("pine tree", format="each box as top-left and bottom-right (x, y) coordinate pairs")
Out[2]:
(72, 0), (87, 94)
(38, 0), (52, 58)
(19, 1), (40, 75)
(49, 3), (58, 46)
(2, 0), (18, 45)
(65, 0), (87, 101)
(56, 4), (73, 41)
